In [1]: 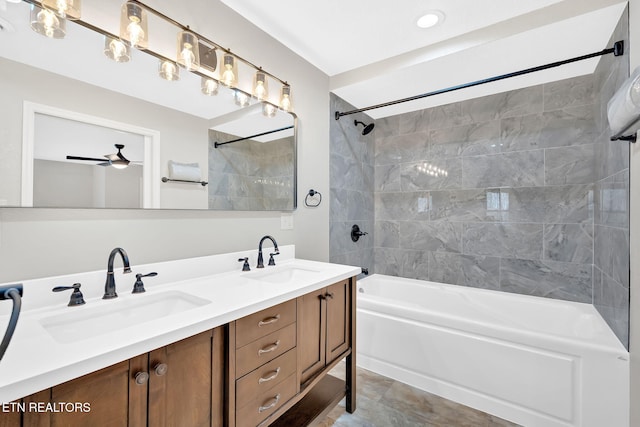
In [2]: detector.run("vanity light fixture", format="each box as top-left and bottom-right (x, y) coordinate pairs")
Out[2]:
(30, 4), (65, 38)
(221, 52), (238, 87)
(104, 36), (131, 62)
(41, 0), (81, 20)
(177, 30), (200, 71)
(21, 0), (293, 113)
(120, 1), (147, 49)
(253, 69), (268, 101)
(201, 77), (219, 96)
(280, 85), (292, 112)
(158, 59), (179, 81)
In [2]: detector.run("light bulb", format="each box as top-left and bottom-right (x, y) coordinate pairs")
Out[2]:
(280, 85), (292, 112)
(177, 31), (200, 71)
(220, 53), (237, 86)
(253, 70), (269, 101)
(104, 36), (130, 62)
(120, 2), (148, 49)
(42, 0), (81, 20)
(234, 90), (250, 107)
(159, 60), (179, 81)
(201, 77), (218, 96)
(262, 103), (277, 118)
(30, 5), (65, 38)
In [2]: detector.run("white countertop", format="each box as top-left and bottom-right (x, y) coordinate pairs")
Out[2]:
(0, 245), (361, 403)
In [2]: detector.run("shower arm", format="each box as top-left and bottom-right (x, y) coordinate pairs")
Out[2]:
(0, 284), (23, 362)
(335, 41), (625, 120)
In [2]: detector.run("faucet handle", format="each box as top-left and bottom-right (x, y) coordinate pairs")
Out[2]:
(238, 258), (251, 271)
(52, 283), (85, 306)
(133, 272), (157, 294)
(268, 252), (279, 266)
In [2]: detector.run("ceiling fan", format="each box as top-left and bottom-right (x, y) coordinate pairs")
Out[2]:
(66, 144), (134, 169)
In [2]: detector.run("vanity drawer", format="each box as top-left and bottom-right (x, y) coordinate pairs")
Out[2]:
(236, 323), (296, 378)
(236, 347), (297, 404)
(236, 373), (297, 427)
(236, 299), (296, 348)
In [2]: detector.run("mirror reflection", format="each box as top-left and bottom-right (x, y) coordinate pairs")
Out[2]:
(0, 1), (297, 211)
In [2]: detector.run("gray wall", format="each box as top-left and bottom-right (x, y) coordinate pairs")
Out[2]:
(329, 94), (374, 275)
(330, 11), (630, 347)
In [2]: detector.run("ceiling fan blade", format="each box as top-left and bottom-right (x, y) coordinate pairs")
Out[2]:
(97, 162), (111, 167)
(66, 155), (108, 162)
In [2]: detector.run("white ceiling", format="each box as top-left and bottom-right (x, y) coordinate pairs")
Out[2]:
(221, 0), (629, 119)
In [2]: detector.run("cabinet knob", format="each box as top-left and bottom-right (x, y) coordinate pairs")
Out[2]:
(154, 363), (168, 376)
(134, 371), (149, 385)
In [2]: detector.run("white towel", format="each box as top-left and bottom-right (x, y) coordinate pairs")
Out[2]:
(607, 66), (640, 135)
(168, 160), (201, 182)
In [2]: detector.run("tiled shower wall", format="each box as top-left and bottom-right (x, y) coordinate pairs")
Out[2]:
(593, 11), (630, 346)
(208, 129), (294, 210)
(330, 14), (629, 347)
(329, 94), (374, 273)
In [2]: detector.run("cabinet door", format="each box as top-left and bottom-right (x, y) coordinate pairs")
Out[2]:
(148, 330), (214, 427)
(297, 288), (326, 385)
(325, 280), (351, 364)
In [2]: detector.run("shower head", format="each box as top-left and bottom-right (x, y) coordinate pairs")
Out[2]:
(354, 120), (375, 136)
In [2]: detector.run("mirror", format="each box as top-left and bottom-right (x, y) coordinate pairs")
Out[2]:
(0, 1), (296, 210)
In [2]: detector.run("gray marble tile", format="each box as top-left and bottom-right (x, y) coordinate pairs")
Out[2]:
(431, 189), (503, 222)
(594, 138), (629, 181)
(594, 224), (629, 288)
(392, 132), (430, 163)
(346, 190), (368, 221)
(375, 192), (431, 221)
(460, 85), (543, 122)
(543, 74), (596, 111)
(330, 187), (349, 222)
(429, 121), (501, 158)
(228, 174), (253, 197)
(399, 250), (430, 280)
(375, 164), (401, 192)
(331, 153), (362, 191)
(595, 304), (629, 348)
(401, 158), (462, 191)
(595, 169), (629, 228)
(500, 258), (593, 303)
(500, 105), (598, 152)
(428, 252), (500, 290)
(207, 173), (229, 196)
(544, 224), (593, 264)
(399, 221), (462, 253)
(462, 150), (544, 189)
(463, 223), (543, 260)
(374, 114), (401, 139)
(594, 269), (629, 310)
(374, 247), (403, 276)
(545, 144), (596, 185)
(501, 185), (593, 224)
(375, 221), (399, 248)
(399, 109), (430, 134)
(375, 135), (403, 165)
(430, 102), (473, 130)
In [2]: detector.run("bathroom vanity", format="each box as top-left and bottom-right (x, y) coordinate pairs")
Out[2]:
(0, 246), (359, 427)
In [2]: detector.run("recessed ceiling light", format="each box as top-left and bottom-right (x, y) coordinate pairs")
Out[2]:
(416, 11), (444, 29)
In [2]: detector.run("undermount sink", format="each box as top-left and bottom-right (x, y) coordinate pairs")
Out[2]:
(246, 265), (321, 284)
(40, 291), (210, 344)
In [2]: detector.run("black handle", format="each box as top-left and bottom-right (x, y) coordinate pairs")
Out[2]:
(238, 258), (251, 271)
(133, 272), (157, 294)
(52, 283), (85, 306)
(268, 252), (279, 266)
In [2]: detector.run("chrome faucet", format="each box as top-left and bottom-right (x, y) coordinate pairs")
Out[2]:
(257, 235), (279, 268)
(103, 247), (132, 299)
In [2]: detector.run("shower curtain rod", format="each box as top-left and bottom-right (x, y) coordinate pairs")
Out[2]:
(214, 125), (294, 148)
(334, 41), (624, 120)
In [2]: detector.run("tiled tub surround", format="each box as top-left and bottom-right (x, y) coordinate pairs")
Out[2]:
(329, 94), (375, 274)
(371, 62), (630, 345)
(208, 129), (294, 210)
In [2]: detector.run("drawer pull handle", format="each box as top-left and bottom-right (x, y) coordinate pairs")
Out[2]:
(134, 371), (149, 385)
(154, 363), (168, 376)
(258, 367), (281, 384)
(258, 314), (280, 327)
(258, 394), (281, 413)
(325, 292), (334, 299)
(258, 340), (280, 355)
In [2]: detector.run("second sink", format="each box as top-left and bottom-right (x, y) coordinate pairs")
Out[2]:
(245, 265), (321, 284)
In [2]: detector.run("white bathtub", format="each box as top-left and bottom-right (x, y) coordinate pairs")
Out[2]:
(356, 274), (629, 427)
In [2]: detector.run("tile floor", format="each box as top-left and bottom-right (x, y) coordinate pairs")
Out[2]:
(321, 363), (521, 427)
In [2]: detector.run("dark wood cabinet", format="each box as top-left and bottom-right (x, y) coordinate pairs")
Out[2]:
(298, 279), (350, 386)
(3, 327), (225, 427)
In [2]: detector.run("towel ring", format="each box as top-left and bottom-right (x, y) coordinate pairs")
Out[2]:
(305, 189), (322, 207)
